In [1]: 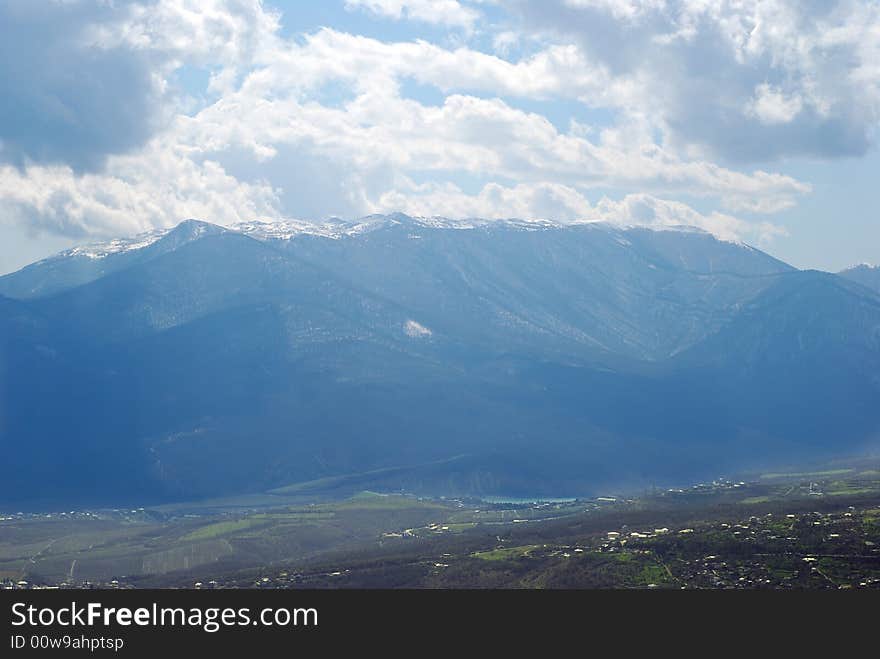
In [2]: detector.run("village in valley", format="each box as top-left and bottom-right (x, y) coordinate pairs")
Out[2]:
(3, 461), (880, 590)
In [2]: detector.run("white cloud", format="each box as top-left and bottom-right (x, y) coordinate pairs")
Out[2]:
(376, 179), (785, 245)
(502, 0), (880, 161)
(218, 29), (809, 205)
(0, 135), (281, 239)
(746, 83), (804, 125)
(345, 0), (479, 29)
(376, 180), (593, 221)
(85, 0), (281, 94)
(491, 30), (519, 56)
(590, 194), (788, 246)
(404, 319), (433, 337)
(241, 28), (616, 101)
(562, 0), (666, 21)
(0, 0), (839, 252)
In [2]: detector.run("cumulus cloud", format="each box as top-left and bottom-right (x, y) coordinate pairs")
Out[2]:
(376, 180), (594, 221)
(0, 0), (278, 172)
(253, 28), (617, 103)
(589, 194), (788, 246)
(201, 29), (809, 207)
(88, 0), (280, 94)
(3, 0), (866, 252)
(502, 0), (880, 161)
(344, 0), (479, 29)
(0, 134), (281, 239)
(745, 84), (805, 126)
(0, 1), (161, 171)
(375, 179), (784, 246)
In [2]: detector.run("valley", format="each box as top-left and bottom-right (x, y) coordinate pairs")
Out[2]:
(3, 458), (880, 589)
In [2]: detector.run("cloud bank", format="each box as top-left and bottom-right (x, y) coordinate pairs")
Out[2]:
(1, 0), (877, 251)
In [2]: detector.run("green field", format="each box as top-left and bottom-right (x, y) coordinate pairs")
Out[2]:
(0, 493), (460, 585)
(473, 545), (541, 561)
(760, 469), (854, 480)
(3, 459), (880, 589)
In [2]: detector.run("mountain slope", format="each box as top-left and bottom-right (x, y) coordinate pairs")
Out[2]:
(839, 264), (880, 295)
(0, 217), (877, 506)
(265, 217), (792, 361)
(0, 220), (224, 300)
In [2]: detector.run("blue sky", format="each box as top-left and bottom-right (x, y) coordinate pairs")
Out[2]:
(1, 0), (878, 274)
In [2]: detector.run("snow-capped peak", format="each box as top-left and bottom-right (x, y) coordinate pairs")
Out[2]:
(42, 214), (750, 265)
(841, 262), (877, 272)
(59, 227), (171, 260)
(44, 219), (225, 262)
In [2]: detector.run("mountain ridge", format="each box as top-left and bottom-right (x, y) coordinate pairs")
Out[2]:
(840, 263), (880, 295)
(1, 217), (877, 506)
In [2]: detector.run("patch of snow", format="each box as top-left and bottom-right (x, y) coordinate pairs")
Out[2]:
(230, 215), (563, 241)
(59, 228), (170, 260)
(232, 216), (399, 241)
(404, 320), (432, 338)
(45, 213), (759, 265)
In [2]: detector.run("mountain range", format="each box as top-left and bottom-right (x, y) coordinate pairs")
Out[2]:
(2, 215), (879, 506)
